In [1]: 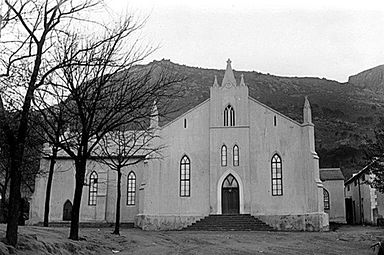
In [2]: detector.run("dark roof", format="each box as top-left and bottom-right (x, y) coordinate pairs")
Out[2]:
(319, 168), (345, 181)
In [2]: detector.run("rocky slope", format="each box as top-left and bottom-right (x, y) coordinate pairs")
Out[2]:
(348, 65), (384, 92)
(150, 60), (384, 179)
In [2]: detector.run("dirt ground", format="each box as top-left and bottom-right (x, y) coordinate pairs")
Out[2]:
(0, 224), (383, 254)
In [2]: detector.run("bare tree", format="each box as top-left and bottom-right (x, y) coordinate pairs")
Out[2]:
(95, 114), (163, 235)
(34, 18), (185, 239)
(42, 135), (61, 227)
(0, 112), (44, 224)
(0, 0), (102, 246)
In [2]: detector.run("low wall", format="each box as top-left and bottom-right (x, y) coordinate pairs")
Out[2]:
(257, 212), (329, 231)
(135, 215), (205, 230)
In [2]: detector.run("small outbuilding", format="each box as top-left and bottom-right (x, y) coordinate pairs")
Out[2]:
(320, 168), (346, 224)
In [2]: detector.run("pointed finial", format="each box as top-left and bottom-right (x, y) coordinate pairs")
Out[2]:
(240, 74), (246, 86)
(150, 100), (159, 128)
(221, 58), (237, 87)
(303, 96), (312, 124)
(213, 75), (219, 87)
(304, 96), (311, 109)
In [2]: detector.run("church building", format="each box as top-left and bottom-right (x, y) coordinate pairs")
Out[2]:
(29, 60), (329, 231)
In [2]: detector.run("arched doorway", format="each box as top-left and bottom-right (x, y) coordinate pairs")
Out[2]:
(63, 200), (72, 221)
(221, 174), (239, 214)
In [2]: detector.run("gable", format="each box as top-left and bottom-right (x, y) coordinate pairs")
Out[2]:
(248, 96), (302, 127)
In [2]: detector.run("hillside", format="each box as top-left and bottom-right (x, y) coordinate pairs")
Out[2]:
(150, 60), (384, 179)
(349, 65), (384, 92)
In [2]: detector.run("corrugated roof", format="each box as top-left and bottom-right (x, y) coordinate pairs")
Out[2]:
(319, 168), (345, 181)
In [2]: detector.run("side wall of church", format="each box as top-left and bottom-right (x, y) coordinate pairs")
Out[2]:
(248, 100), (327, 231)
(29, 158), (144, 224)
(248, 100), (308, 215)
(136, 101), (211, 229)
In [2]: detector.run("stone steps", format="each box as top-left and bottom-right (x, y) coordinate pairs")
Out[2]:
(183, 214), (275, 231)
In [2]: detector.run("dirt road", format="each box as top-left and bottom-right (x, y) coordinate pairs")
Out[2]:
(0, 224), (382, 254)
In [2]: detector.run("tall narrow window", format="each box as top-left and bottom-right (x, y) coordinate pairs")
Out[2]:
(180, 155), (190, 197)
(88, 171), (98, 205)
(233, 145), (239, 166)
(274, 116), (277, 126)
(323, 188), (330, 210)
(184, 118), (187, 128)
(271, 154), (282, 196)
(221, 145), (227, 166)
(127, 172), (136, 205)
(224, 105), (235, 126)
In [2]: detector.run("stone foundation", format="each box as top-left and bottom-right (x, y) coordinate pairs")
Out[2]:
(135, 214), (205, 230)
(135, 212), (329, 231)
(329, 216), (347, 224)
(257, 212), (329, 231)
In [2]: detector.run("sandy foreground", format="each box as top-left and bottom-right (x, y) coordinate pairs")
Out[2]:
(0, 224), (382, 254)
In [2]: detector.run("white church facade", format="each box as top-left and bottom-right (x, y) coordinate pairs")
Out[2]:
(30, 60), (329, 231)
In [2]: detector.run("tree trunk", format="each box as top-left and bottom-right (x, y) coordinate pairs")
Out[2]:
(0, 164), (9, 223)
(69, 159), (86, 240)
(43, 146), (58, 227)
(6, 147), (22, 246)
(0, 190), (6, 223)
(113, 167), (122, 235)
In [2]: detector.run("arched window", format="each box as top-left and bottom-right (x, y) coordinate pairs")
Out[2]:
(127, 172), (136, 205)
(63, 200), (72, 221)
(180, 155), (190, 197)
(233, 145), (239, 166)
(323, 188), (330, 210)
(223, 174), (239, 188)
(224, 105), (235, 126)
(221, 145), (227, 166)
(271, 154), (282, 196)
(88, 171), (98, 205)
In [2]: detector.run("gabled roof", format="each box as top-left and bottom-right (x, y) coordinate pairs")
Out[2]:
(319, 168), (345, 181)
(344, 160), (376, 186)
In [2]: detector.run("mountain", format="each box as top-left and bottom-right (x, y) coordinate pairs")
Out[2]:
(348, 65), (384, 92)
(150, 60), (384, 179)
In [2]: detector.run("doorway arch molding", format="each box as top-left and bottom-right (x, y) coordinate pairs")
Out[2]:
(216, 169), (244, 214)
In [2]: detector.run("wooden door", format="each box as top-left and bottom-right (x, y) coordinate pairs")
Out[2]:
(222, 174), (240, 214)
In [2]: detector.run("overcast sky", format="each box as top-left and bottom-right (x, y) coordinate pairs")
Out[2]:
(104, 0), (384, 82)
